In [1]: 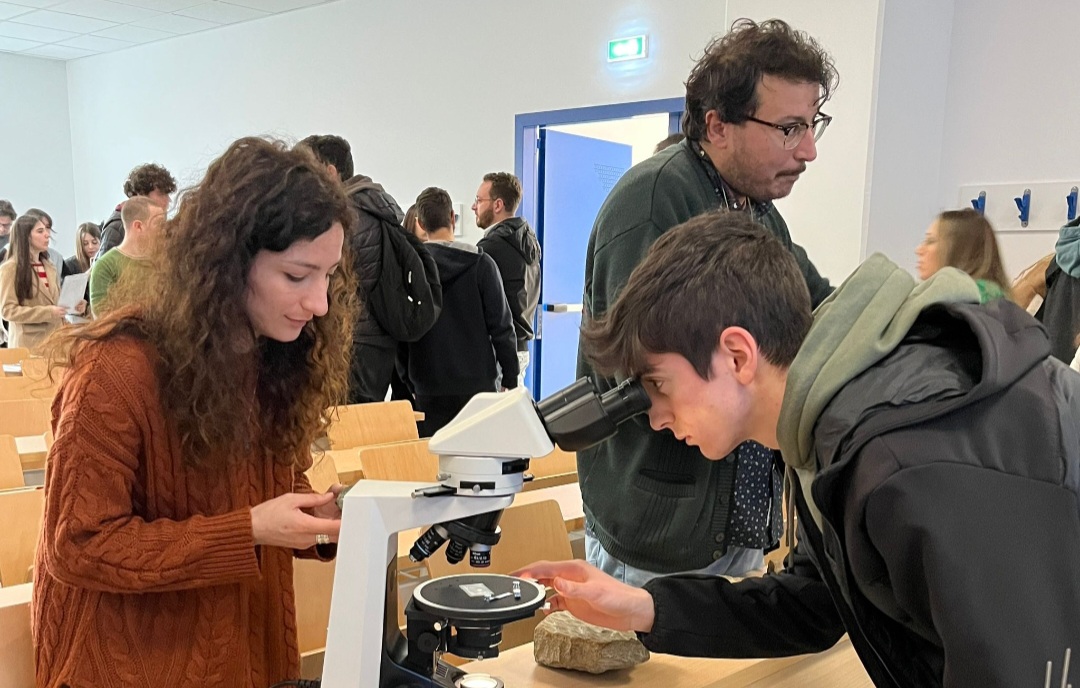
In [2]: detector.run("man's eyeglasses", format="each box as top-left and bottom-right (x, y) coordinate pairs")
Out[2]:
(744, 112), (832, 150)
(474, 196), (496, 204)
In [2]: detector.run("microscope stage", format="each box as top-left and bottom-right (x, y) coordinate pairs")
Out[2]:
(411, 574), (546, 623)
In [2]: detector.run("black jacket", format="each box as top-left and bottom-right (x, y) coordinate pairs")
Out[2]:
(1036, 217), (1080, 364)
(477, 217), (540, 351)
(407, 241), (518, 396)
(344, 174), (400, 347)
(642, 300), (1080, 687)
(95, 205), (124, 261)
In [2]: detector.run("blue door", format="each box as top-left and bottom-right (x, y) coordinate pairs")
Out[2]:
(535, 129), (632, 399)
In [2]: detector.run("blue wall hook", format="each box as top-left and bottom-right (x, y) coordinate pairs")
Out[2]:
(1067, 187), (1078, 222)
(971, 191), (986, 214)
(1014, 189), (1031, 227)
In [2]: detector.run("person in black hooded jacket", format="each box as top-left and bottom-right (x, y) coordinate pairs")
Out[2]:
(517, 213), (1080, 688)
(409, 187), (518, 436)
(473, 172), (540, 388)
(300, 135), (440, 404)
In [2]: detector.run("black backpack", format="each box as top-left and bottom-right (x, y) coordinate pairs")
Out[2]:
(366, 218), (442, 342)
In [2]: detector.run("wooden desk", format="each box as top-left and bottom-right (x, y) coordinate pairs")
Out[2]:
(2, 364), (20, 377)
(460, 637), (871, 688)
(15, 436), (47, 471)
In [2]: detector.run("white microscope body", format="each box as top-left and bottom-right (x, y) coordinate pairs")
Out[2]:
(320, 387), (553, 688)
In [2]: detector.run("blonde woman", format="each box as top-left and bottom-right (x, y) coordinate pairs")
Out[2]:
(63, 222), (102, 275)
(915, 208), (1011, 302)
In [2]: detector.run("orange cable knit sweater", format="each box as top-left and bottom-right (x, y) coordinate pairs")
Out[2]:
(32, 336), (333, 688)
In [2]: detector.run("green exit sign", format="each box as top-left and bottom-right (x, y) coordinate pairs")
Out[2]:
(608, 35), (648, 62)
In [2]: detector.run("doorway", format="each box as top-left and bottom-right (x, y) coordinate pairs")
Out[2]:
(514, 98), (684, 399)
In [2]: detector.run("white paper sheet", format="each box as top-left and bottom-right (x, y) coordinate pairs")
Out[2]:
(58, 272), (89, 311)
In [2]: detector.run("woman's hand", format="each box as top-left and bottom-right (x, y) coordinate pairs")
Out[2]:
(73, 300), (87, 315)
(512, 559), (657, 633)
(311, 483), (344, 520)
(50, 306), (67, 319)
(250, 491), (341, 549)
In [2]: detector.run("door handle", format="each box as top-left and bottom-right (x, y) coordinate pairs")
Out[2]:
(542, 304), (583, 313)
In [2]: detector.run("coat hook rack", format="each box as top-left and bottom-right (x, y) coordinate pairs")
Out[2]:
(1014, 188), (1031, 227)
(971, 191), (986, 214)
(1067, 187), (1078, 222)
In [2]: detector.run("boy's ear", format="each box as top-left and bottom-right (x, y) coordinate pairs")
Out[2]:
(718, 326), (759, 384)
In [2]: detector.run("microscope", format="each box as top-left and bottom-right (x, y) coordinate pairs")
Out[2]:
(320, 377), (650, 688)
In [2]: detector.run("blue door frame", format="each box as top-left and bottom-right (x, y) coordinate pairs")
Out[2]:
(514, 97), (684, 399)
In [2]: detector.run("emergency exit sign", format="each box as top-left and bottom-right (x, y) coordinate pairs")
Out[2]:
(608, 35), (648, 62)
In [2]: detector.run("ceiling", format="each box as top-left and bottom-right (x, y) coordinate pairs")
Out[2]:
(0, 0), (337, 61)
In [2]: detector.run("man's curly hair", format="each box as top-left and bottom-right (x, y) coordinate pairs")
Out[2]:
(124, 163), (177, 197)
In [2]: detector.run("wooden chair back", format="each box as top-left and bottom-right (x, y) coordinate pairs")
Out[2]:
(0, 436), (24, 491)
(357, 440), (437, 482)
(293, 451), (340, 672)
(0, 583), (33, 688)
(0, 375), (56, 402)
(305, 452), (340, 494)
(0, 348), (30, 366)
(326, 401), (418, 449)
(17, 358), (52, 382)
(525, 446), (578, 490)
(425, 499), (573, 652)
(0, 487), (44, 588)
(0, 399), (51, 438)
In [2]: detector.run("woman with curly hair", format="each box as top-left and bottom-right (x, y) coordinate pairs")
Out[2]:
(0, 214), (85, 351)
(33, 137), (359, 688)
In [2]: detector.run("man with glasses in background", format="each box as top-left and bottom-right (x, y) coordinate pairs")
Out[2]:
(474, 172), (540, 389)
(577, 18), (837, 586)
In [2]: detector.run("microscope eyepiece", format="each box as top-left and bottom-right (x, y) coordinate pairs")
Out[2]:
(535, 377), (651, 451)
(599, 377), (652, 422)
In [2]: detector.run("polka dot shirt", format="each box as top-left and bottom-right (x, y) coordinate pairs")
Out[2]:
(727, 440), (784, 549)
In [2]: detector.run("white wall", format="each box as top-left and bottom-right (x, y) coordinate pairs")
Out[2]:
(936, 0), (1080, 278)
(65, 0), (727, 246)
(62, 0), (884, 271)
(0, 52), (77, 256)
(863, 0), (955, 274)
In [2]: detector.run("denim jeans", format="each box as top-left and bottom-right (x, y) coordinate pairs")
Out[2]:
(584, 524), (764, 588)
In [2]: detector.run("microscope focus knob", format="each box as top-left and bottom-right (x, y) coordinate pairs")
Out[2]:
(417, 631), (441, 655)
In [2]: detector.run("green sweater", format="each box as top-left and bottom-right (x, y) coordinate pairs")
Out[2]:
(577, 139), (832, 573)
(89, 248), (149, 315)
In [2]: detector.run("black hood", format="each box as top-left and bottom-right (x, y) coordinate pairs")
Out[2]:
(344, 174), (403, 225)
(813, 299), (1051, 490)
(427, 241), (483, 285)
(483, 217), (539, 264)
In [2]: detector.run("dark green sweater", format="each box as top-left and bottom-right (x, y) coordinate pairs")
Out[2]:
(577, 139), (831, 573)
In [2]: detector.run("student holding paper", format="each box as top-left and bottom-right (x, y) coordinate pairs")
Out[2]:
(0, 214), (86, 351)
